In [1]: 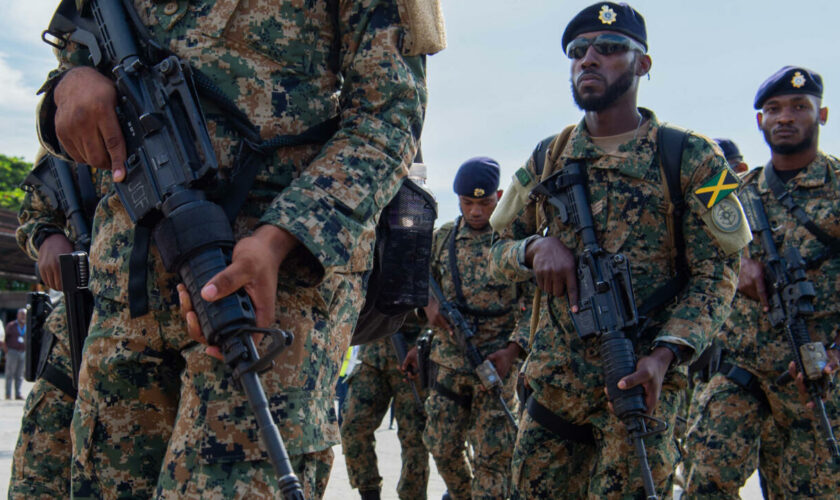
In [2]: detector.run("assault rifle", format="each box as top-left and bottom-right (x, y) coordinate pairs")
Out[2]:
(59, 251), (94, 390)
(428, 277), (518, 430)
(23, 155), (93, 252)
(24, 292), (54, 383)
(533, 161), (666, 500)
(739, 185), (840, 459)
(44, 1), (303, 496)
(390, 332), (426, 416)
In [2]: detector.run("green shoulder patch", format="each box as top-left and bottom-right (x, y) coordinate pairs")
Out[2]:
(515, 167), (533, 187)
(695, 169), (739, 209)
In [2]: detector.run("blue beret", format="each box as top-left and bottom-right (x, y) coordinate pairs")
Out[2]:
(453, 157), (500, 198)
(754, 66), (823, 110)
(562, 3), (647, 55)
(713, 138), (742, 161)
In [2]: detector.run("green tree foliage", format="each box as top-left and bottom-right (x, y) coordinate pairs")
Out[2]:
(0, 154), (32, 211)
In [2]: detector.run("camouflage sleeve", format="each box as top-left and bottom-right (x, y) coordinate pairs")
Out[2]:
(258, 0), (426, 277)
(36, 42), (94, 160)
(653, 135), (743, 362)
(16, 183), (67, 261)
(490, 157), (541, 283)
(507, 279), (536, 354)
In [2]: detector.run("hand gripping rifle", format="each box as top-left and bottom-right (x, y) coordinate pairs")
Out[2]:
(428, 276), (518, 430)
(533, 162), (667, 500)
(390, 332), (426, 416)
(44, 1), (303, 495)
(739, 185), (840, 459)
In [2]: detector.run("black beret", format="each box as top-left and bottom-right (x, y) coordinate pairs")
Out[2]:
(713, 138), (742, 162)
(754, 66), (823, 110)
(562, 2), (647, 54)
(453, 157), (500, 198)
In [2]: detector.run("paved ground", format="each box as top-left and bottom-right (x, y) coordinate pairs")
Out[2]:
(0, 377), (763, 499)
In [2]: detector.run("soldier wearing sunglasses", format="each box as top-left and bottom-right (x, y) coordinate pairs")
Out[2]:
(490, 2), (749, 498)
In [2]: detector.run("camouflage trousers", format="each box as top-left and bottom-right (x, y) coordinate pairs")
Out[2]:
(511, 382), (681, 500)
(339, 359), (429, 499)
(423, 364), (518, 500)
(685, 373), (840, 498)
(73, 271), (363, 499)
(10, 301), (75, 499)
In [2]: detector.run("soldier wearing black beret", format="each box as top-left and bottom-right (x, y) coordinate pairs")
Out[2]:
(490, 2), (750, 499)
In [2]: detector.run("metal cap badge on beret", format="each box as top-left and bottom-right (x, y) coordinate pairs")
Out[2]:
(562, 2), (647, 54)
(453, 157), (500, 198)
(754, 66), (823, 110)
(713, 138), (742, 162)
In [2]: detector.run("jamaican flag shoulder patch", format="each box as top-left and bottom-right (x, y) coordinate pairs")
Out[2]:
(694, 169), (739, 208)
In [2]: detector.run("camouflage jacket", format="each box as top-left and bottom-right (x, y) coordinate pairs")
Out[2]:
(723, 154), (840, 377)
(491, 109), (746, 417)
(430, 217), (532, 373)
(36, 0), (430, 310)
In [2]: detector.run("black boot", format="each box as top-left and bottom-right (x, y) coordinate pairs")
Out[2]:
(360, 489), (381, 500)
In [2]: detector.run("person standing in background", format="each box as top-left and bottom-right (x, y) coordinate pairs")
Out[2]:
(4, 308), (27, 400)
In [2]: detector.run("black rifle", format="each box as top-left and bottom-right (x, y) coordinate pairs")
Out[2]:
(428, 276), (518, 430)
(59, 251), (94, 390)
(533, 162), (666, 500)
(23, 155), (93, 252)
(739, 184), (840, 459)
(44, 2), (303, 495)
(24, 292), (55, 382)
(390, 332), (426, 416)
(416, 331), (432, 390)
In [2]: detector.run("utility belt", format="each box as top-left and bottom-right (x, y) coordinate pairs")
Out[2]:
(433, 380), (471, 410)
(717, 356), (769, 409)
(526, 395), (595, 444)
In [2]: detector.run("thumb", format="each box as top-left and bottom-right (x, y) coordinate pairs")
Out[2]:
(618, 370), (646, 390)
(202, 260), (249, 302)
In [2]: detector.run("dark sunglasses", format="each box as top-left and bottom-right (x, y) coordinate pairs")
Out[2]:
(565, 33), (645, 60)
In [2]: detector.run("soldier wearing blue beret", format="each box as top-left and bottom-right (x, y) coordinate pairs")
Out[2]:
(404, 154), (532, 498)
(686, 66), (840, 498)
(714, 138), (748, 173)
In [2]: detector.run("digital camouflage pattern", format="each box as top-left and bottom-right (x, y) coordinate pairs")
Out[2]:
(686, 155), (840, 498)
(429, 218), (531, 371)
(425, 217), (528, 499)
(9, 300), (75, 500)
(11, 161), (110, 499)
(491, 109), (744, 499)
(423, 364), (519, 500)
(37, 0), (429, 497)
(339, 321), (430, 499)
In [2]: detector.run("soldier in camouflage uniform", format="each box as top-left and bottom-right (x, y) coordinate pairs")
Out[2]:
(685, 66), (840, 498)
(417, 156), (531, 500)
(11, 158), (108, 499)
(36, 1), (442, 498)
(489, 3), (750, 498)
(339, 315), (430, 500)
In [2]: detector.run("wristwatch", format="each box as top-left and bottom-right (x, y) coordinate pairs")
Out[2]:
(652, 341), (686, 368)
(33, 227), (64, 251)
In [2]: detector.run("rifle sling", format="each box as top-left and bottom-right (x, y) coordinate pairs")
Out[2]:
(718, 359), (769, 408)
(447, 217), (512, 319)
(41, 362), (77, 400)
(526, 395), (594, 444)
(764, 163), (840, 269)
(433, 380), (472, 410)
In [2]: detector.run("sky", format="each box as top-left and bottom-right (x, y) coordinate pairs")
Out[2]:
(1, 1), (839, 223)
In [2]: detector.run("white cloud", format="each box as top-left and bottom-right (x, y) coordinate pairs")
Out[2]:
(0, 54), (40, 114)
(0, 1), (59, 45)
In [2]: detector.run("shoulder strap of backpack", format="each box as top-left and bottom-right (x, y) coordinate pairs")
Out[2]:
(637, 124), (690, 316)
